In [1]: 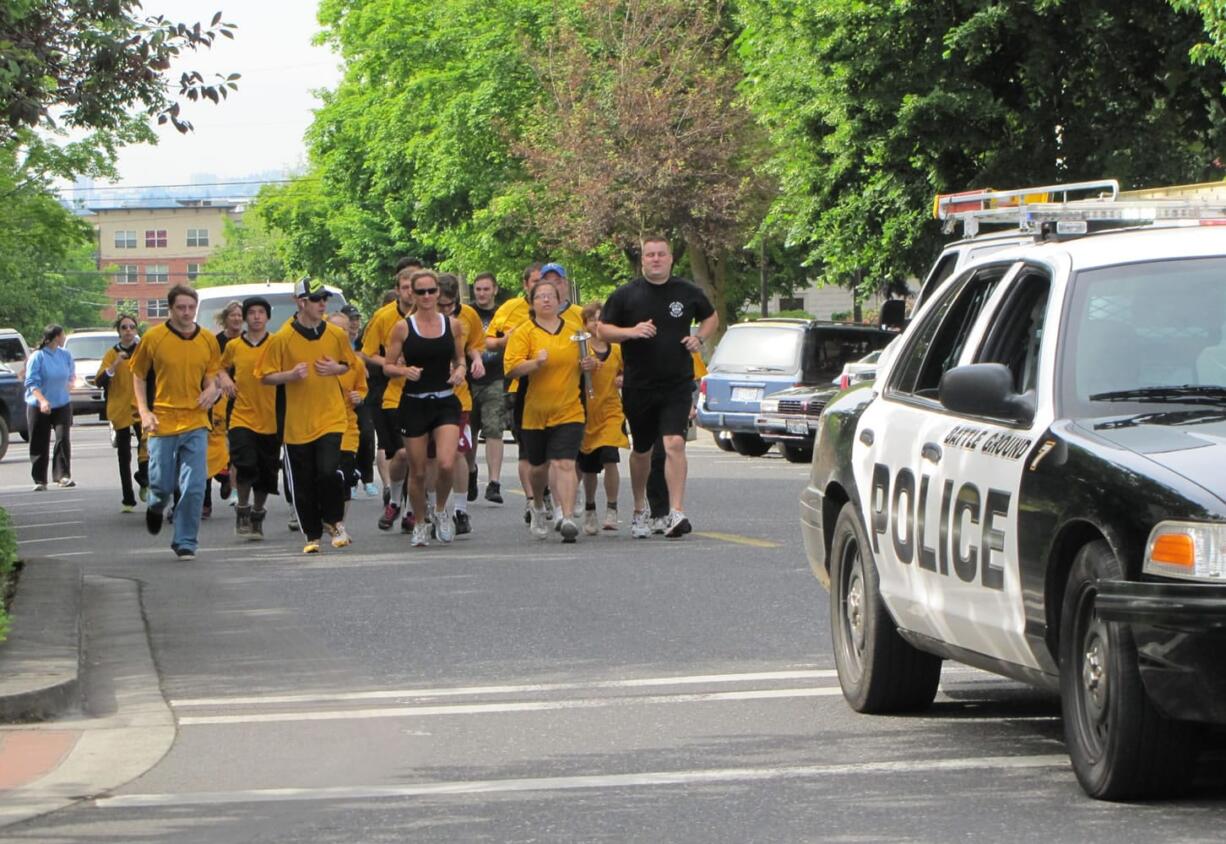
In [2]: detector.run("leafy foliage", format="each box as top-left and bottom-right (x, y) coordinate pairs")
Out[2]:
(1172, 0), (1226, 70)
(0, 507), (14, 641)
(199, 214), (293, 289)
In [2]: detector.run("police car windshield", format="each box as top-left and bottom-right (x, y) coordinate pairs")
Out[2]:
(1065, 256), (1226, 412)
(709, 325), (801, 372)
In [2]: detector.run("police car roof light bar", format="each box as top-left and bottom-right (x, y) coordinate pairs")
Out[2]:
(934, 179), (1120, 223)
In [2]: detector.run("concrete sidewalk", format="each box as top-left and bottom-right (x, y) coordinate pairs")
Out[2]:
(0, 558), (82, 722)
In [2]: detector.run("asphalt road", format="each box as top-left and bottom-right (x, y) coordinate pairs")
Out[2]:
(1, 422), (1224, 842)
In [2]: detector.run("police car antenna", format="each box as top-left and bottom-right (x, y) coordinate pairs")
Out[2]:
(933, 179), (1226, 238)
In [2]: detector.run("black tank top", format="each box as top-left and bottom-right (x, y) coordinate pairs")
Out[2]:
(401, 314), (453, 396)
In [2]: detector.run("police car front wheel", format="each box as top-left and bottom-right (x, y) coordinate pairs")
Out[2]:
(1058, 540), (1200, 800)
(829, 502), (942, 713)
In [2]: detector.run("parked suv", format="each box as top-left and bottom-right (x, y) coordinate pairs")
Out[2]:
(62, 330), (119, 416)
(0, 328), (31, 384)
(697, 319), (893, 456)
(195, 281), (349, 334)
(0, 366), (29, 459)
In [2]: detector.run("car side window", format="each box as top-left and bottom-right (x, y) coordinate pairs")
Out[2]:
(975, 269), (1051, 395)
(890, 266), (1009, 399)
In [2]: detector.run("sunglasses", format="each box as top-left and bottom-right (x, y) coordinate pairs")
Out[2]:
(413, 287), (438, 295)
(304, 293), (329, 303)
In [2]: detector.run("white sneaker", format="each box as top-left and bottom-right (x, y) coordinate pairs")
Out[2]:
(603, 508), (619, 530)
(410, 522), (430, 547)
(434, 510), (455, 543)
(664, 510), (692, 538)
(631, 510), (651, 539)
(651, 517), (668, 535)
(329, 523), (352, 548)
(530, 507), (549, 539)
(583, 510), (599, 535)
(560, 518), (579, 543)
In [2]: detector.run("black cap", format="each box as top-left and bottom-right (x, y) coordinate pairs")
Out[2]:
(242, 296), (272, 319)
(339, 304), (360, 318)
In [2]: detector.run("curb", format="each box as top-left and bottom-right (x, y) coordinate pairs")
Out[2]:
(0, 558), (82, 722)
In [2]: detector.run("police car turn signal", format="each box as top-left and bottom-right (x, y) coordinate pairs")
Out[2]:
(1145, 522), (1226, 581)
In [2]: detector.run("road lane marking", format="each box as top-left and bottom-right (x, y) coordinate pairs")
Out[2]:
(0, 500), (83, 508)
(693, 531), (780, 548)
(16, 535), (87, 545)
(173, 669), (836, 707)
(177, 687), (845, 725)
(95, 754), (1069, 808)
(12, 521), (85, 529)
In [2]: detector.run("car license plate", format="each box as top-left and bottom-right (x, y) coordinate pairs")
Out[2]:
(787, 419), (809, 435)
(732, 387), (762, 403)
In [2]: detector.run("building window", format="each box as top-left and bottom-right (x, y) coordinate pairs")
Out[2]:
(187, 263), (201, 282)
(113, 264), (139, 284)
(146, 299), (169, 319)
(186, 228), (209, 247)
(114, 230), (137, 249)
(779, 296), (805, 312)
(114, 298), (140, 318)
(145, 229), (167, 248)
(146, 264), (169, 284)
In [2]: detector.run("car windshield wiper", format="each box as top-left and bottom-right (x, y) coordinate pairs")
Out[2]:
(744, 366), (789, 373)
(1088, 385), (1226, 405)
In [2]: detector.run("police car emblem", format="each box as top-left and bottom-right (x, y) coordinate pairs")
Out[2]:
(669, 301), (684, 318)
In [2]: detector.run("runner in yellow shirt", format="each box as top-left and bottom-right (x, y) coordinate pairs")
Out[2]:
(576, 302), (628, 535)
(95, 312), (147, 512)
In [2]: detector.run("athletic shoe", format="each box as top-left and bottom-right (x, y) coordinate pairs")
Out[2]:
(542, 490), (555, 521)
(350, 484), (358, 500)
(524, 503), (533, 525)
(329, 523), (352, 548)
(121, 503), (135, 513)
(651, 517), (667, 535)
(603, 508), (619, 531)
(138, 485), (148, 502)
(57, 478), (76, 488)
(530, 508), (549, 539)
(378, 501), (400, 530)
(560, 518), (579, 544)
(401, 511), (416, 533)
(410, 522), (430, 547)
(146, 507), (164, 536)
(287, 510), (298, 531)
(467, 466), (479, 502)
(172, 545), (196, 561)
(485, 481), (503, 504)
(365, 482), (380, 498)
(236, 505), (252, 537)
(664, 510), (692, 538)
(583, 510), (599, 536)
(303, 540), (321, 554)
(249, 509), (266, 541)
(434, 511), (455, 544)
(31, 483), (46, 492)
(631, 510), (651, 539)
(455, 511), (472, 535)
(219, 473), (232, 501)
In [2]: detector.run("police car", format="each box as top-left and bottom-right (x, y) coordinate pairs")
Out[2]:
(800, 180), (1226, 800)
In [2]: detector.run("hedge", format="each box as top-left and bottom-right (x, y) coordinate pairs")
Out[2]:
(0, 508), (15, 641)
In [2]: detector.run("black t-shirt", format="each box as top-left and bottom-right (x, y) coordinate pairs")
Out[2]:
(470, 303), (502, 386)
(600, 276), (714, 391)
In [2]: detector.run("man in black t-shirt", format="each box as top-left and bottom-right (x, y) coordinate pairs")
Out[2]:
(598, 234), (718, 539)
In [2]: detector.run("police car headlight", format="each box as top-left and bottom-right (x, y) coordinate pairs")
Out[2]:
(760, 398), (779, 413)
(1143, 522), (1226, 581)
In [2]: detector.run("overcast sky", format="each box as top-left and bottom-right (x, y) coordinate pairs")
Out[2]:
(92, 2), (343, 191)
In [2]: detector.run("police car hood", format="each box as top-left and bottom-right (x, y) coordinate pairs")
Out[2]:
(1087, 413), (1226, 493)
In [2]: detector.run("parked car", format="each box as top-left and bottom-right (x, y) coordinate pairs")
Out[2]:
(697, 319), (895, 456)
(62, 330), (119, 416)
(753, 330), (895, 463)
(0, 328), (31, 384)
(194, 281), (348, 334)
(0, 366), (29, 460)
(832, 349), (883, 389)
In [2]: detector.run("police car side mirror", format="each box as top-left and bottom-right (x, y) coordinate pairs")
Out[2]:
(939, 363), (1034, 424)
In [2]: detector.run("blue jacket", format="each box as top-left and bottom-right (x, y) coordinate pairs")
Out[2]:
(25, 346), (74, 409)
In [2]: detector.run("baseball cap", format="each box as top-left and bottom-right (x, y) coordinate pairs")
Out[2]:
(241, 296), (272, 319)
(294, 276), (332, 299)
(539, 262), (567, 280)
(339, 304), (360, 318)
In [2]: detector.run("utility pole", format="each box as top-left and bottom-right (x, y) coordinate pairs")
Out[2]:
(759, 237), (768, 318)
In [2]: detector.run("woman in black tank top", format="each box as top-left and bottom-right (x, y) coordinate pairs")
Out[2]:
(382, 270), (467, 546)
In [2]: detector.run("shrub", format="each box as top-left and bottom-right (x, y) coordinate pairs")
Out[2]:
(0, 508), (15, 641)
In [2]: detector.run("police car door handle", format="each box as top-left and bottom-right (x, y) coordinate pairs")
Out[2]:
(859, 429), (874, 446)
(921, 442), (942, 464)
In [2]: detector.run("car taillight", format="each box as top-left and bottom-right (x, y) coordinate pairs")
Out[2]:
(699, 377), (707, 395)
(838, 374), (850, 390)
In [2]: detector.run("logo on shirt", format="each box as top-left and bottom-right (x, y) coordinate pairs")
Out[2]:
(668, 301), (685, 319)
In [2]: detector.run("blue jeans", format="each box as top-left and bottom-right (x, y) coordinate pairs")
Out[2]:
(147, 427), (208, 552)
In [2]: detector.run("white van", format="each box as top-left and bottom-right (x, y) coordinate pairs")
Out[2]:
(194, 282), (349, 334)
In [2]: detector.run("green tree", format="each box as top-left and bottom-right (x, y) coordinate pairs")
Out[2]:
(737, 0), (1226, 294)
(1172, 1), (1226, 70)
(198, 214), (292, 288)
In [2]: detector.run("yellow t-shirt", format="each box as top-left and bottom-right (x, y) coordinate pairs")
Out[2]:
(97, 343), (140, 430)
(361, 300), (409, 411)
(488, 297), (584, 391)
(692, 350), (708, 380)
(581, 343), (629, 452)
(454, 303), (485, 412)
(505, 320), (586, 429)
(220, 333), (277, 435)
(256, 320), (358, 446)
(129, 323), (222, 437)
(338, 360), (368, 453)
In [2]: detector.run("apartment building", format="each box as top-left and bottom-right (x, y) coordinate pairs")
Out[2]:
(86, 200), (242, 323)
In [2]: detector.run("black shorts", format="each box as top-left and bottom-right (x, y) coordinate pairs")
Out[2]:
(622, 386), (693, 453)
(511, 386), (525, 443)
(577, 446), (620, 475)
(376, 407), (404, 458)
(520, 422), (585, 467)
(339, 450), (357, 501)
(400, 393), (462, 439)
(228, 427), (280, 494)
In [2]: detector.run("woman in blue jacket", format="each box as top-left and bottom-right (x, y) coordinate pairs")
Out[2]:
(25, 325), (75, 490)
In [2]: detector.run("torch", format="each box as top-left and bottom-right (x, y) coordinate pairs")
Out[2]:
(571, 330), (595, 400)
